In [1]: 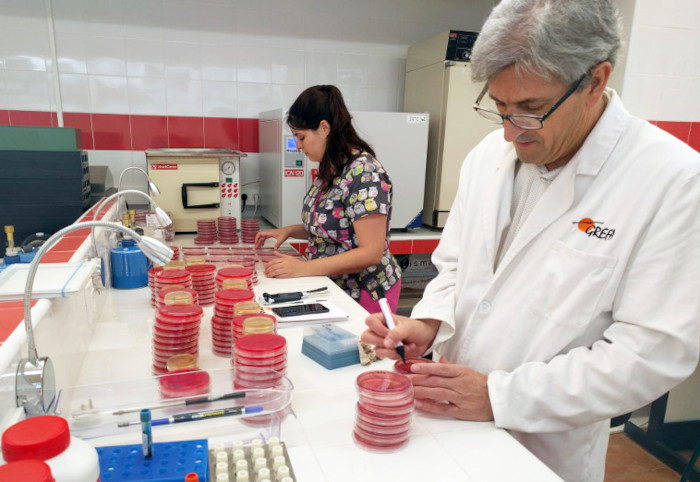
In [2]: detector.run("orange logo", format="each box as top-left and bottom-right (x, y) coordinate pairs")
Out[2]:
(573, 217), (615, 240)
(577, 218), (596, 232)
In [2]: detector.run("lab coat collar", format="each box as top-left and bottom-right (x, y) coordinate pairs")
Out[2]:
(491, 88), (629, 273)
(570, 88), (630, 177)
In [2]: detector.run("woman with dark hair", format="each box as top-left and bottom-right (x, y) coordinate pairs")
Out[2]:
(255, 85), (402, 312)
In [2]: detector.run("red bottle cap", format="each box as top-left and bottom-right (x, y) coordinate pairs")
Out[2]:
(1, 415), (70, 462)
(0, 459), (54, 482)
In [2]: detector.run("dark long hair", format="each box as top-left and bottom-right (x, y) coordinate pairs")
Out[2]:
(287, 85), (375, 188)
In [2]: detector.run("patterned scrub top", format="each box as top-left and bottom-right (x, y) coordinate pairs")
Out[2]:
(301, 150), (401, 302)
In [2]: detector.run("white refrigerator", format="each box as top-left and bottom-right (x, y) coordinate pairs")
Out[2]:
(258, 109), (429, 231)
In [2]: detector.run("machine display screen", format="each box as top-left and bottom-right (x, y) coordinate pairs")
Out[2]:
(286, 137), (298, 151)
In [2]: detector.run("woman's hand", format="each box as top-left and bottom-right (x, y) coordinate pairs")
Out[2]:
(263, 252), (310, 278)
(255, 227), (290, 250)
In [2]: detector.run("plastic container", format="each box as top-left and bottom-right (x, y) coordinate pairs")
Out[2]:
(111, 239), (150, 289)
(301, 324), (360, 369)
(1, 415), (100, 482)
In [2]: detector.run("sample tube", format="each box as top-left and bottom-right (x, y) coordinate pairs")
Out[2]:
(140, 409), (152, 458)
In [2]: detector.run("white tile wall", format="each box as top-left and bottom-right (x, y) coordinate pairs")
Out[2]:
(1, 0), (697, 196)
(620, 0), (700, 121)
(0, 0), (497, 119)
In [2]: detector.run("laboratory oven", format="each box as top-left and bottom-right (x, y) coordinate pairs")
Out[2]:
(146, 149), (245, 233)
(404, 30), (499, 228)
(258, 109), (429, 230)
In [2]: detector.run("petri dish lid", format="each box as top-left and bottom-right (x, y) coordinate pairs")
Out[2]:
(158, 304), (204, 318)
(215, 289), (255, 303)
(1, 415), (70, 461)
(155, 269), (191, 281)
(356, 370), (412, 395)
(235, 333), (286, 353)
(159, 369), (210, 394)
(217, 267), (254, 279)
(232, 313), (275, 327)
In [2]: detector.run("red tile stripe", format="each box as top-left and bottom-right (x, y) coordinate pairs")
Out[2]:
(0, 111), (260, 153)
(288, 239), (439, 255)
(2, 111), (698, 154)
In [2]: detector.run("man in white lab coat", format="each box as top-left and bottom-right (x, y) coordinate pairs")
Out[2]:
(362, 0), (700, 480)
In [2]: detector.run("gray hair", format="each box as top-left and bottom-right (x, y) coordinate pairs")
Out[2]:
(471, 0), (622, 85)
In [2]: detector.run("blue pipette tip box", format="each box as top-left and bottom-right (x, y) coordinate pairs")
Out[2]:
(96, 439), (208, 481)
(301, 323), (360, 370)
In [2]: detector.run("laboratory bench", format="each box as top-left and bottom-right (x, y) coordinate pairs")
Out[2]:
(0, 224), (564, 481)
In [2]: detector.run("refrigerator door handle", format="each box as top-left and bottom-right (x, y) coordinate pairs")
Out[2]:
(181, 182), (220, 209)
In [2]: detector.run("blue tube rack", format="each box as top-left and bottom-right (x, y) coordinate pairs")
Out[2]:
(96, 439), (208, 481)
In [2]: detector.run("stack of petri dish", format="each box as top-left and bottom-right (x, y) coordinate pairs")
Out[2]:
(156, 287), (198, 310)
(353, 371), (415, 452)
(233, 333), (287, 389)
(217, 216), (239, 244)
(152, 304), (203, 375)
(148, 266), (164, 307)
(207, 245), (232, 265)
(240, 219), (260, 245)
(185, 263), (217, 305)
(256, 247), (278, 264)
(154, 269), (193, 306)
(182, 245), (206, 259)
(169, 245), (180, 261)
(195, 219), (217, 245)
(216, 267), (254, 290)
(211, 289), (255, 357)
(228, 254), (258, 285)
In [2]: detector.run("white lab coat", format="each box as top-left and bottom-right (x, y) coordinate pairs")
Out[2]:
(411, 90), (700, 482)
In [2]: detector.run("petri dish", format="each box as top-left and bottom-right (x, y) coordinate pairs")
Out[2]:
(164, 290), (194, 306)
(393, 357), (434, 375)
(221, 278), (248, 290)
(159, 369), (210, 398)
(166, 354), (198, 371)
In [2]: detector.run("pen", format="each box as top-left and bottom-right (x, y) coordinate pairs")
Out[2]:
(375, 286), (406, 363)
(118, 405), (264, 428)
(111, 391), (246, 416)
(141, 409), (152, 458)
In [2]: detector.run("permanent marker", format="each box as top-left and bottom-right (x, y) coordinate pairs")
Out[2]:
(376, 286), (406, 363)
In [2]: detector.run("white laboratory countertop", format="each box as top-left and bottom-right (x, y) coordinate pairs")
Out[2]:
(71, 249), (561, 482)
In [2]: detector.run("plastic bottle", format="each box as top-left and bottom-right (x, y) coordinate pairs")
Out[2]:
(1, 415), (100, 482)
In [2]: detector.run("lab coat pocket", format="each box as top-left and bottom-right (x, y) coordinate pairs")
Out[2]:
(529, 241), (617, 328)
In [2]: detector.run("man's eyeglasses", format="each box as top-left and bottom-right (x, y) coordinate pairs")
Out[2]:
(472, 72), (588, 130)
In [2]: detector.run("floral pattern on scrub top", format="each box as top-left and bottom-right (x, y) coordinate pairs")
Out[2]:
(301, 150), (401, 302)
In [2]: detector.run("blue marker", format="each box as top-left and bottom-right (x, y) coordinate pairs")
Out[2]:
(140, 409), (153, 458)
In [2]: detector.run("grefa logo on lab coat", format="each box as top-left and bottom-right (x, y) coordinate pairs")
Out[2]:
(574, 217), (615, 240)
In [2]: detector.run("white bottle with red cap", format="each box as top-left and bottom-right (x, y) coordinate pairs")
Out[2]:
(1, 415), (100, 482)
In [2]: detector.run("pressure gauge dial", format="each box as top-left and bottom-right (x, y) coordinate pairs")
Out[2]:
(221, 160), (236, 175)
